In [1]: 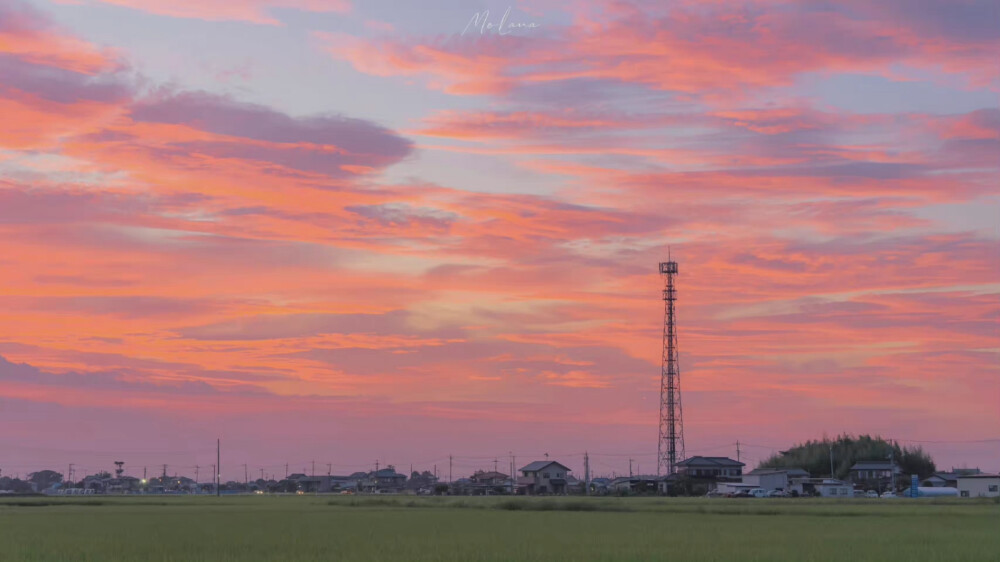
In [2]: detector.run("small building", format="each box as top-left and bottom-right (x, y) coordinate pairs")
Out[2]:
(957, 474), (1000, 498)
(518, 461), (571, 495)
(675, 457), (745, 479)
(741, 467), (809, 491)
(789, 478), (853, 498)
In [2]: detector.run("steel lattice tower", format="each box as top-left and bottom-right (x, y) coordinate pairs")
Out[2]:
(657, 260), (685, 476)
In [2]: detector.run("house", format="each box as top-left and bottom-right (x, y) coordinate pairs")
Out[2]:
(848, 460), (901, 491)
(470, 471), (509, 486)
(518, 461), (571, 495)
(675, 457), (745, 479)
(450, 478), (475, 495)
(359, 467), (407, 493)
(957, 474), (1000, 498)
(588, 477), (611, 495)
(468, 471), (510, 495)
(789, 478), (853, 498)
(921, 468), (980, 488)
(741, 467), (809, 491)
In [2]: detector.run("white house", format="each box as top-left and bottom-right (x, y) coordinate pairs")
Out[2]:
(957, 474), (1000, 498)
(742, 468), (809, 491)
(518, 461), (571, 495)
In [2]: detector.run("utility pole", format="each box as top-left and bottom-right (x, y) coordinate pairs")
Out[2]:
(584, 452), (590, 496)
(68, 463), (74, 484)
(243, 464), (248, 485)
(195, 465), (200, 484)
(494, 458), (498, 473)
(162, 464), (168, 479)
(512, 454), (517, 495)
(829, 444), (835, 479)
(311, 460), (315, 477)
(327, 463), (332, 477)
(260, 468), (264, 481)
(629, 458), (633, 478)
(889, 448), (896, 492)
(736, 440), (741, 464)
(143, 467), (147, 481)
(449, 455), (453, 484)
(216, 438), (220, 497)
(285, 463), (288, 479)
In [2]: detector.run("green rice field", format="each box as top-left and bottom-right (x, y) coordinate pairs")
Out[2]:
(1, 495), (997, 561)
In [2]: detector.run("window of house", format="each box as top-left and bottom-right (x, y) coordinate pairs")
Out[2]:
(989, 485), (998, 492)
(961, 490), (969, 497)
(543, 472), (550, 478)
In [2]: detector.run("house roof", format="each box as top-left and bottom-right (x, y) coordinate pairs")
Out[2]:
(677, 456), (745, 468)
(849, 461), (897, 470)
(519, 461), (571, 473)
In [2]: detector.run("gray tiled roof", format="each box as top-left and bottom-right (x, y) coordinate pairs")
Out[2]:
(677, 456), (745, 467)
(519, 461), (571, 473)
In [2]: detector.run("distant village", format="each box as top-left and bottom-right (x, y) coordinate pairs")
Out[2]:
(2, 456), (997, 499)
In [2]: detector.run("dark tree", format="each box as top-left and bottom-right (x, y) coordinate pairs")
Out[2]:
(758, 434), (936, 479)
(28, 470), (63, 490)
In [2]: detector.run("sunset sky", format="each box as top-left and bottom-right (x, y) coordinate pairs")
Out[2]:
(1, 0), (997, 481)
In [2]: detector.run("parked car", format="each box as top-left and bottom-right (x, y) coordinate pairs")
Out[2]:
(705, 490), (725, 498)
(853, 490), (866, 498)
(865, 490), (879, 498)
(767, 490), (786, 498)
(880, 491), (897, 498)
(729, 490), (752, 498)
(749, 488), (769, 498)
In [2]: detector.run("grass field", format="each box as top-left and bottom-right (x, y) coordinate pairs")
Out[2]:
(1, 495), (997, 561)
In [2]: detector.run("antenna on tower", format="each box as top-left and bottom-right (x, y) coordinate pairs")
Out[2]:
(657, 258), (685, 476)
